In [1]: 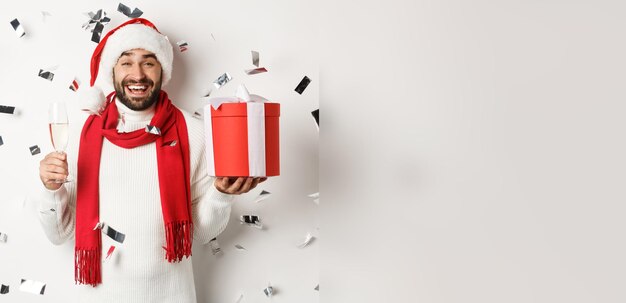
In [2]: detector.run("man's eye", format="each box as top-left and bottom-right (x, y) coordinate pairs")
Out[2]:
(120, 62), (131, 66)
(144, 62), (154, 67)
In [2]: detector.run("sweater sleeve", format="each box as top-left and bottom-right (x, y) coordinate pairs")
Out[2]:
(36, 185), (76, 245)
(185, 112), (234, 244)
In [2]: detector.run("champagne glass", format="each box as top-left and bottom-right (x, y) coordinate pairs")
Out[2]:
(48, 101), (72, 183)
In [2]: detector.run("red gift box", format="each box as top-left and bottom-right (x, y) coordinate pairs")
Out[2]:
(204, 102), (280, 177)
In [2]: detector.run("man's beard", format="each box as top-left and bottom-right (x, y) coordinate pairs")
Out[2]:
(114, 76), (162, 111)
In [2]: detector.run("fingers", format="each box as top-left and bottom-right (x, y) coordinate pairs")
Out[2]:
(214, 177), (267, 194)
(39, 152), (69, 190)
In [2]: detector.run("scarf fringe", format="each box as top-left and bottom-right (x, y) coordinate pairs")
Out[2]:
(164, 220), (193, 262)
(75, 248), (101, 286)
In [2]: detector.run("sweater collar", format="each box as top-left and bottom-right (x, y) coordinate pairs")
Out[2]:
(115, 98), (156, 133)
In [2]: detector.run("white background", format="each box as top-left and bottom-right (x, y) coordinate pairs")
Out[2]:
(3, 0), (626, 303)
(320, 0), (626, 302)
(0, 0), (319, 302)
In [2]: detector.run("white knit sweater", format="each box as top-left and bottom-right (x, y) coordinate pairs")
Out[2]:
(35, 99), (233, 303)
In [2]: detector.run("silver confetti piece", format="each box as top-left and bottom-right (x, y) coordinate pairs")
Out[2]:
(295, 76), (311, 94)
(163, 140), (177, 147)
(308, 192), (319, 205)
(314, 284), (319, 291)
(235, 293), (244, 303)
(297, 232), (315, 248)
(145, 125), (161, 136)
(38, 69), (54, 81)
(176, 41), (189, 52)
(211, 33), (216, 41)
(10, 18), (25, 38)
(117, 3), (144, 18)
(192, 109), (204, 119)
(311, 109), (319, 128)
(0, 284), (8, 294)
(19, 279), (45, 295)
(91, 22), (104, 43)
(251, 50), (260, 67)
(41, 11), (52, 22)
(94, 222), (126, 244)
(263, 284), (274, 297)
(253, 190), (271, 203)
(0, 105), (15, 114)
(234, 244), (246, 250)
(69, 78), (80, 92)
(244, 67), (268, 75)
(0, 136), (3, 147)
(0, 232), (7, 243)
(240, 215), (263, 229)
(208, 238), (222, 255)
(29, 145), (40, 155)
(213, 72), (233, 89)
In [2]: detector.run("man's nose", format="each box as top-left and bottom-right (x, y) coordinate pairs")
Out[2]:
(127, 64), (146, 80)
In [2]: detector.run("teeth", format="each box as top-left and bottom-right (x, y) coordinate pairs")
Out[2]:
(128, 85), (147, 90)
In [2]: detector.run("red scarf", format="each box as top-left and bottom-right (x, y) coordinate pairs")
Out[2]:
(75, 90), (193, 286)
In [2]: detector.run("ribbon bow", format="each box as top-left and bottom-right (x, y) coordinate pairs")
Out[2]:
(207, 84), (268, 110)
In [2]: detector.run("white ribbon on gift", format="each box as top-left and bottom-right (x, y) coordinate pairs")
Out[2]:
(205, 84), (269, 176)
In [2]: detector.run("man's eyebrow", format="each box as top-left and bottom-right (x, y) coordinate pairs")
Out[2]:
(118, 52), (157, 59)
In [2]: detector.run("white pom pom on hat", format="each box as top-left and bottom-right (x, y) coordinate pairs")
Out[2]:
(82, 18), (173, 115)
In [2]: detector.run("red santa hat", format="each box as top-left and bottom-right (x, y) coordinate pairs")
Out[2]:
(82, 18), (173, 114)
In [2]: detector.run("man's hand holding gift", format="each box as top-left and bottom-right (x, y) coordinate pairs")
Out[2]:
(214, 177), (267, 194)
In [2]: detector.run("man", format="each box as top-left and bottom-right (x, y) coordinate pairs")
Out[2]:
(35, 18), (263, 302)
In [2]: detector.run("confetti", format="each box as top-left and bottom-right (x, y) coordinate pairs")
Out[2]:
(19, 279), (45, 295)
(176, 41), (189, 52)
(0, 105), (15, 114)
(192, 108), (204, 119)
(91, 22), (105, 43)
(244, 67), (268, 75)
(308, 192), (319, 205)
(145, 125), (161, 136)
(94, 222), (126, 244)
(263, 284), (274, 297)
(311, 109), (319, 128)
(41, 11), (52, 22)
(295, 76), (311, 94)
(82, 10), (110, 43)
(251, 50), (260, 67)
(235, 293), (244, 303)
(208, 238), (222, 255)
(104, 245), (116, 262)
(0, 136), (3, 147)
(69, 78), (80, 92)
(211, 33), (216, 41)
(163, 140), (177, 147)
(38, 69), (54, 81)
(254, 190), (271, 203)
(0, 232), (7, 243)
(29, 145), (41, 156)
(213, 72), (233, 89)
(234, 244), (246, 250)
(314, 284), (319, 291)
(0, 284), (8, 294)
(10, 18), (25, 38)
(240, 215), (263, 229)
(117, 3), (144, 18)
(297, 232), (315, 248)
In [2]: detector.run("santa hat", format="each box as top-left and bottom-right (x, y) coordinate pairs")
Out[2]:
(82, 18), (173, 115)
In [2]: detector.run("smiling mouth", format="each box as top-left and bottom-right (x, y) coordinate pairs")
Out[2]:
(125, 84), (151, 97)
